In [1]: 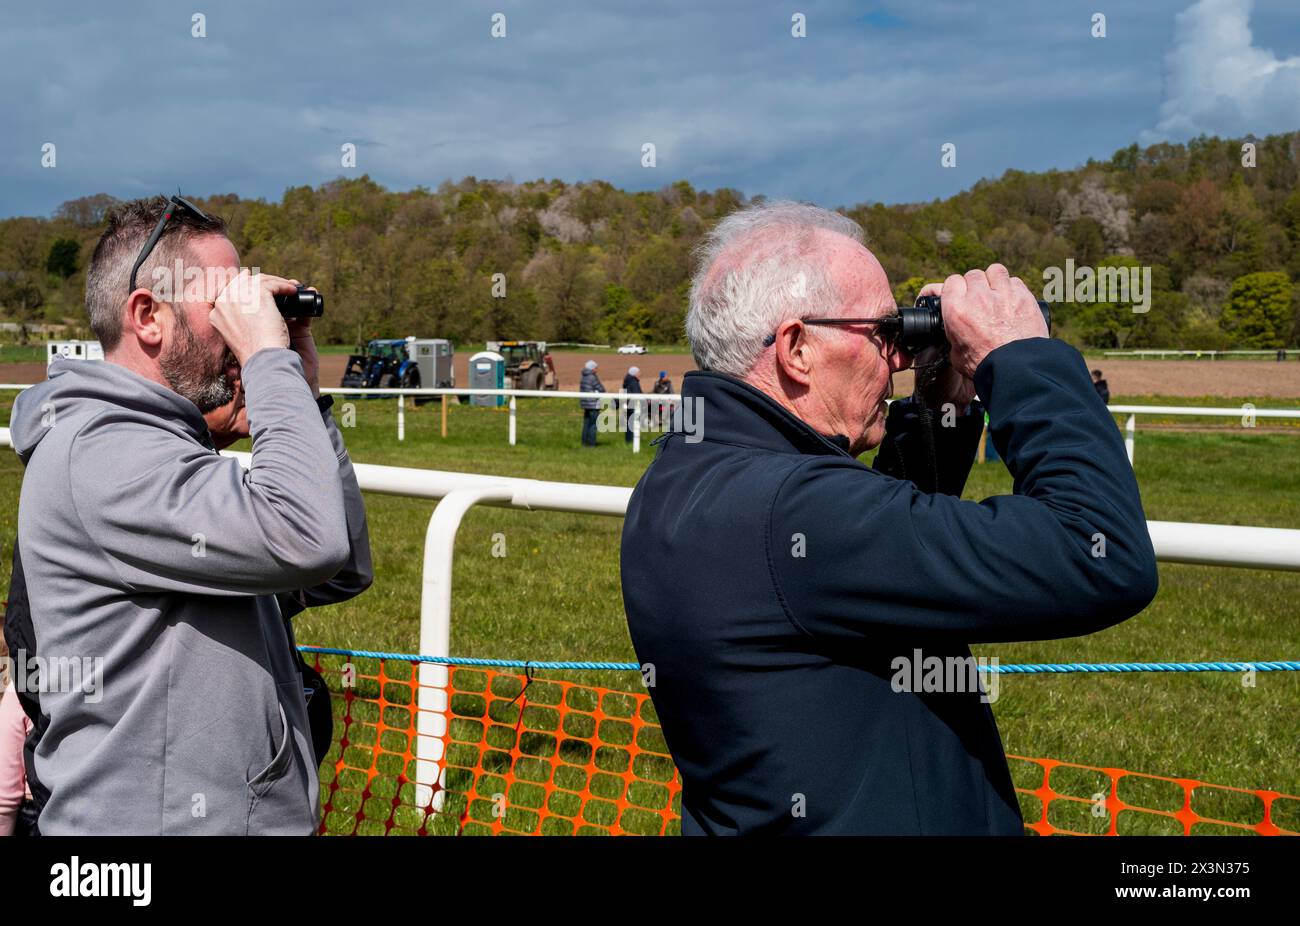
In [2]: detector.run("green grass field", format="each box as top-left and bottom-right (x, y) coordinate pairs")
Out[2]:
(0, 344), (47, 364)
(1, 390), (1297, 833)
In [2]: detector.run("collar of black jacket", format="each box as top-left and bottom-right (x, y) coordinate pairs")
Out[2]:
(679, 370), (855, 457)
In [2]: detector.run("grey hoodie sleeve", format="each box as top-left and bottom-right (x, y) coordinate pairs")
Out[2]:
(276, 401), (374, 619)
(67, 348), (350, 597)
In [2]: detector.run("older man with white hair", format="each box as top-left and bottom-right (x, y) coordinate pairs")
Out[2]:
(620, 200), (1157, 835)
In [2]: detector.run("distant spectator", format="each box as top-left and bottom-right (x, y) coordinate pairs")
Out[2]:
(580, 360), (606, 447)
(622, 366), (643, 443)
(982, 410), (999, 465)
(652, 371), (673, 428)
(1091, 369), (1110, 405)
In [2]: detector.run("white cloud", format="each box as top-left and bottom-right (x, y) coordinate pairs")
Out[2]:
(1147, 0), (1300, 141)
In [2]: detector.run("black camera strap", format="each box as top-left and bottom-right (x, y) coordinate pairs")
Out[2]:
(908, 349), (950, 495)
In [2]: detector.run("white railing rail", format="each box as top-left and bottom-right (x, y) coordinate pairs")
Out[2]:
(1101, 405), (1300, 464)
(1105, 404), (1300, 417)
(325, 386), (679, 400)
(320, 386), (679, 453)
(0, 383), (682, 453)
(1101, 349), (1293, 359)
(220, 454), (1300, 807)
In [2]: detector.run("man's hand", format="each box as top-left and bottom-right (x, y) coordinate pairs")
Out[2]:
(929, 264), (1047, 380)
(285, 283), (321, 398)
(211, 270), (293, 366)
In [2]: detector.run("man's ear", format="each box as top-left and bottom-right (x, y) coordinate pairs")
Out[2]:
(123, 289), (166, 349)
(774, 318), (814, 386)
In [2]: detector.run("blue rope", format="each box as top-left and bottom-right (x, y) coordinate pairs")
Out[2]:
(298, 645), (639, 671)
(297, 646), (1300, 674)
(984, 660), (1300, 673)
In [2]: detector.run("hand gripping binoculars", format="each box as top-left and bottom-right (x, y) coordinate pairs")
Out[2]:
(274, 285), (324, 318)
(889, 296), (1051, 355)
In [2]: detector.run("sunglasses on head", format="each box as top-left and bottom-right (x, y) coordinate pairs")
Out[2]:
(128, 194), (212, 294)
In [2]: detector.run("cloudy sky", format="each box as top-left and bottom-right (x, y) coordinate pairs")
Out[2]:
(2, 0), (1298, 218)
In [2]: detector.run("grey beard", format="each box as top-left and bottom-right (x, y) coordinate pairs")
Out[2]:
(173, 368), (235, 414)
(160, 313), (236, 414)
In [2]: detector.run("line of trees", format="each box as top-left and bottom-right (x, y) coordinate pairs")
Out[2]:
(2, 131), (1298, 350)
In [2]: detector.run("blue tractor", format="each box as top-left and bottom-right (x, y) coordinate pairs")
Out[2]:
(340, 338), (421, 391)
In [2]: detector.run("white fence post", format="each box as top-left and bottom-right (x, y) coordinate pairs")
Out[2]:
(415, 484), (514, 813)
(617, 388), (626, 448)
(397, 393), (405, 442)
(632, 400), (641, 454)
(1125, 414), (1136, 465)
(509, 396), (517, 447)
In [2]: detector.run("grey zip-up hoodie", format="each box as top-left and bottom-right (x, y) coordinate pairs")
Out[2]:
(10, 347), (370, 835)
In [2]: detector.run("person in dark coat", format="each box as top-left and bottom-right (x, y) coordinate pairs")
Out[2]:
(579, 360), (605, 446)
(620, 201), (1158, 836)
(1091, 369), (1110, 405)
(621, 366), (643, 443)
(652, 371), (673, 429)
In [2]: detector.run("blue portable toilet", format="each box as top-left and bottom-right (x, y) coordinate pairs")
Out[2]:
(468, 350), (506, 407)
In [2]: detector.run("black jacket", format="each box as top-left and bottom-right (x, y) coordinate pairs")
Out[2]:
(620, 338), (1157, 835)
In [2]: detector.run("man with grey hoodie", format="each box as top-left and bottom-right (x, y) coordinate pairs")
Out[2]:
(9, 196), (372, 834)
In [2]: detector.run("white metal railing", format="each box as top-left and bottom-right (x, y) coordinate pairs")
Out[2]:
(0, 383), (682, 453)
(2, 428), (1300, 806)
(229, 450), (1300, 805)
(9, 381), (1298, 462)
(321, 386), (680, 453)
(1101, 350), (1293, 359)
(1101, 405), (1300, 464)
(225, 455), (1300, 806)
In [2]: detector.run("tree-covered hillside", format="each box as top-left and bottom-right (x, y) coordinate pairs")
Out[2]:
(3, 131), (1298, 350)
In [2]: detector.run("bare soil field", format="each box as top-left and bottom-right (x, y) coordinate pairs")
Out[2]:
(317, 351), (701, 394)
(9, 354), (1300, 400)
(1044, 359), (1300, 400)
(317, 353), (1300, 400)
(335, 353), (1300, 400)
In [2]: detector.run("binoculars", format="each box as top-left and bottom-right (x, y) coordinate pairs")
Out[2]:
(892, 295), (1051, 354)
(274, 285), (324, 318)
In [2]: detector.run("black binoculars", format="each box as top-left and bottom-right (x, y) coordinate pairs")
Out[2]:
(890, 295), (1051, 354)
(274, 285), (324, 318)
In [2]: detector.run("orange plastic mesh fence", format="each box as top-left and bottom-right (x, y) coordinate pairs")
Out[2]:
(1007, 755), (1299, 836)
(306, 653), (1298, 836)
(311, 652), (680, 835)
